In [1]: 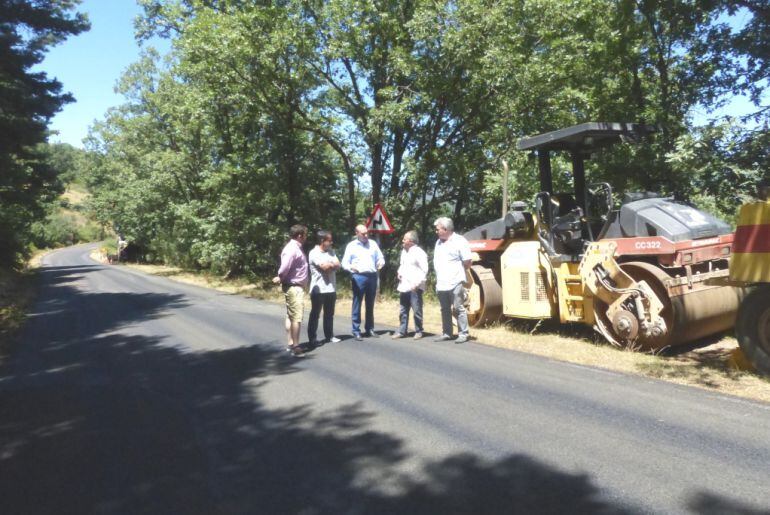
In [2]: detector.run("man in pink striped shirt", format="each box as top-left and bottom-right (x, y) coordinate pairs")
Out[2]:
(272, 224), (309, 356)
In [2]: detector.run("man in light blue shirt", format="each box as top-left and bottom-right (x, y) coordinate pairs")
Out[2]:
(341, 224), (385, 340)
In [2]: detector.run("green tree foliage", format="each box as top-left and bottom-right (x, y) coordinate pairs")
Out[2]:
(45, 141), (85, 184)
(0, 0), (88, 268)
(668, 121), (763, 223)
(725, 0), (768, 114)
(28, 143), (101, 249)
(715, 1), (770, 187)
(84, 39), (347, 275)
(84, 0), (767, 276)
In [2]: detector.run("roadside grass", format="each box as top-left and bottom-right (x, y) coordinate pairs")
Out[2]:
(92, 251), (770, 403)
(0, 267), (39, 362)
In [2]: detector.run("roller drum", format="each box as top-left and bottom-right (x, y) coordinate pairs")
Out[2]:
(668, 285), (742, 347)
(468, 264), (503, 327)
(595, 261), (742, 350)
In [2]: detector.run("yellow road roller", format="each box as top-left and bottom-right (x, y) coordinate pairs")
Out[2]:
(464, 122), (743, 350)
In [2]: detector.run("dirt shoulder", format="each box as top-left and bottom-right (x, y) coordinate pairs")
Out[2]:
(0, 251), (54, 362)
(94, 251), (770, 404)
(0, 268), (39, 362)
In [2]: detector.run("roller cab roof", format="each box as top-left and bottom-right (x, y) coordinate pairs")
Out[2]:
(517, 122), (657, 153)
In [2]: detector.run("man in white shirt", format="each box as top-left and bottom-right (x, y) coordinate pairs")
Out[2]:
(308, 230), (341, 346)
(433, 217), (472, 343)
(393, 230), (428, 340)
(341, 224), (386, 340)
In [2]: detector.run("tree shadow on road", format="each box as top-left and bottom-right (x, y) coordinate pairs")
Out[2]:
(688, 491), (770, 515)
(0, 264), (643, 513)
(0, 334), (633, 514)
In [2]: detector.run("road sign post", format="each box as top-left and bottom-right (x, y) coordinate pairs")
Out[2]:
(365, 204), (395, 298)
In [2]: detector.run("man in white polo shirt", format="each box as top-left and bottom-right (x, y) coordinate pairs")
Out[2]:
(433, 217), (472, 343)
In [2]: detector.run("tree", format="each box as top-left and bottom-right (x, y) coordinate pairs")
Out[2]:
(84, 34), (348, 275)
(85, 0), (768, 280)
(0, 0), (89, 268)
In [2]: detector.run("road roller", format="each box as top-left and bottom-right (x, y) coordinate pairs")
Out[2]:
(725, 185), (770, 373)
(464, 122), (743, 350)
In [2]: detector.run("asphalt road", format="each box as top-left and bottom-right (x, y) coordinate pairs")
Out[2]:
(1, 244), (770, 514)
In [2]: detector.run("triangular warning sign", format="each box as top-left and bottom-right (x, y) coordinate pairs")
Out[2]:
(365, 203), (395, 234)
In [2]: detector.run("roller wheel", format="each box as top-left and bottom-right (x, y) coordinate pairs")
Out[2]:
(736, 286), (770, 375)
(467, 264), (503, 327)
(593, 261), (674, 350)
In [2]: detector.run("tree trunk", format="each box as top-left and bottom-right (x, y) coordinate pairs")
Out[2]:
(420, 176), (429, 243)
(371, 138), (384, 205)
(390, 128), (405, 195)
(453, 173), (467, 230)
(283, 107), (299, 225)
(346, 160), (356, 229)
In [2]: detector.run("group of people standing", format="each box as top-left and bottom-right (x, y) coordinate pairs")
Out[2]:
(272, 217), (472, 357)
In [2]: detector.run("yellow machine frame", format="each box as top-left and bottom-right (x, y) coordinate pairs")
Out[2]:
(484, 236), (668, 347)
(730, 201), (770, 284)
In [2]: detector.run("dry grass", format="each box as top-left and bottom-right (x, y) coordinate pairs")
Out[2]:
(27, 249), (49, 269)
(62, 185), (89, 206)
(61, 207), (91, 228)
(59, 185), (92, 228)
(0, 268), (38, 361)
(103, 257), (770, 403)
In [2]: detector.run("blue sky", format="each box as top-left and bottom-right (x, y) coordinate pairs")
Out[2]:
(39, 0), (168, 147)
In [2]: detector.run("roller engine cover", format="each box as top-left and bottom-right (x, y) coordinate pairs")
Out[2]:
(464, 209), (534, 241)
(601, 197), (732, 241)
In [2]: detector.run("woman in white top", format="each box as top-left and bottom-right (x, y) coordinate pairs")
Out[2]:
(308, 230), (341, 345)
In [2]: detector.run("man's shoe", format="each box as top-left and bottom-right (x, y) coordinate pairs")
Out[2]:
(455, 334), (469, 344)
(287, 345), (305, 357)
(434, 334), (452, 342)
(391, 332), (404, 339)
(365, 331), (379, 338)
(354, 333), (363, 341)
(312, 339), (325, 348)
(413, 332), (423, 340)
(328, 336), (341, 343)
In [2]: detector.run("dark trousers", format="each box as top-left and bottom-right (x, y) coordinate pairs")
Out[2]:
(398, 289), (424, 335)
(308, 291), (336, 342)
(351, 272), (377, 335)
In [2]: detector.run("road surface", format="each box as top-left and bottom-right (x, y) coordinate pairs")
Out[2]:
(1, 244), (769, 514)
